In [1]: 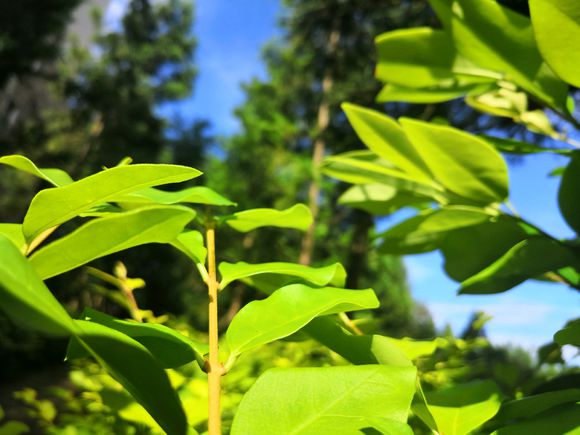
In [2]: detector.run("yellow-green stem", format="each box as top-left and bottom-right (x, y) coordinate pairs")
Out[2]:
(206, 223), (222, 435)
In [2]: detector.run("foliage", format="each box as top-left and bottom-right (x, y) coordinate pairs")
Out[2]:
(324, 0), (580, 432)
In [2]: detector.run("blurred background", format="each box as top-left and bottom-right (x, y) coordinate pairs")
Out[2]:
(0, 0), (578, 433)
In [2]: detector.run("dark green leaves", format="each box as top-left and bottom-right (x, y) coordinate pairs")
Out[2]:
(554, 320), (580, 346)
(30, 206), (196, 279)
(231, 365), (417, 435)
(558, 155), (580, 234)
(0, 235), (75, 336)
(72, 320), (187, 435)
(23, 164), (201, 242)
(226, 284), (378, 356)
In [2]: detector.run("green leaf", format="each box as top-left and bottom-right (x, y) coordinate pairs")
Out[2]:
(67, 308), (207, 368)
(400, 117), (509, 204)
(440, 217), (531, 282)
(342, 103), (431, 181)
(23, 164), (201, 242)
(218, 261), (346, 291)
(435, 0), (568, 109)
(223, 204), (312, 232)
(377, 81), (492, 104)
(530, 0), (580, 88)
(481, 135), (572, 155)
(116, 186), (236, 207)
(495, 389), (580, 422)
(322, 152), (445, 202)
(364, 418), (414, 435)
(459, 238), (576, 294)
(303, 317), (412, 367)
(231, 365), (417, 435)
(226, 284), (379, 356)
(0, 235), (75, 337)
(558, 155), (580, 234)
(378, 207), (492, 255)
(375, 28), (456, 88)
(0, 224), (26, 252)
(554, 320), (580, 346)
(494, 403), (580, 435)
(414, 380), (501, 435)
(171, 230), (207, 265)
(338, 184), (427, 215)
(0, 154), (73, 186)
(30, 206), (196, 279)
(72, 320), (187, 435)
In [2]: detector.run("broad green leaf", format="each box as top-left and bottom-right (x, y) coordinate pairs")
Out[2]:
(365, 418), (414, 435)
(304, 317), (412, 367)
(338, 184), (427, 215)
(23, 164), (201, 242)
(218, 261), (346, 290)
(495, 389), (580, 422)
(494, 403), (580, 435)
(226, 284), (379, 356)
(559, 155), (580, 234)
(375, 28), (455, 88)
(0, 224), (26, 252)
(343, 103), (431, 181)
(223, 204), (312, 232)
(459, 237), (577, 294)
(435, 0), (568, 109)
(414, 380), (501, 435)
(67, 308), (208, 368)
(383, 336), (441, 360)
(378, 207), (492, 255)
(400, 118), (509, 204)
(231, 365), (417, 435)
(72, 320), (187, 435)
(0, 235), (75, 336)
(30, 206), (196, 279)
(530, 0), (580, 88)
(323, 152), (445, 202)
(171, 230), (207, 265)
(116, 186), (236, 207)
(0, 154), (73, 186)
(554, 320), (580, 346)
(481, 135), (572, 155)
(441, 217), (531, 281)
(377, 81), (492, 104)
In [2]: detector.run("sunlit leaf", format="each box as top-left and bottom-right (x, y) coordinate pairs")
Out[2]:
(116, 186), (236, 207)
(377, 81), (492, 103)
(23, 164), (201, 242)
(481, 135), (572, 155)
(226, 284), (378, 356)
(171, 230), (207, 265)
(530, 0), (580, 88)
(231, 365), (417, 435)
(218, 261), (346, 291)
(0, 224), (26, 252)
(223, 204), (312, 232)
(30, 206), (196, 279)
(0, 154), (73, 186)
(338, 184), (427, 215)
(414, 380), (501, 435)
(343, 103), (431, 181)
(400, 117), (509, 204)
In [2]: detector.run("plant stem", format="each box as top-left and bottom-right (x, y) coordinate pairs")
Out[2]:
(206, 222), (222, 435)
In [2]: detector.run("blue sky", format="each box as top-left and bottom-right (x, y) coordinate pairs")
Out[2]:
(107, 0), (579, 356)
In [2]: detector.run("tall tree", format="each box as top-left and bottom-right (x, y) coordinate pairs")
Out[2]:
(208, 0), (442, 337)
